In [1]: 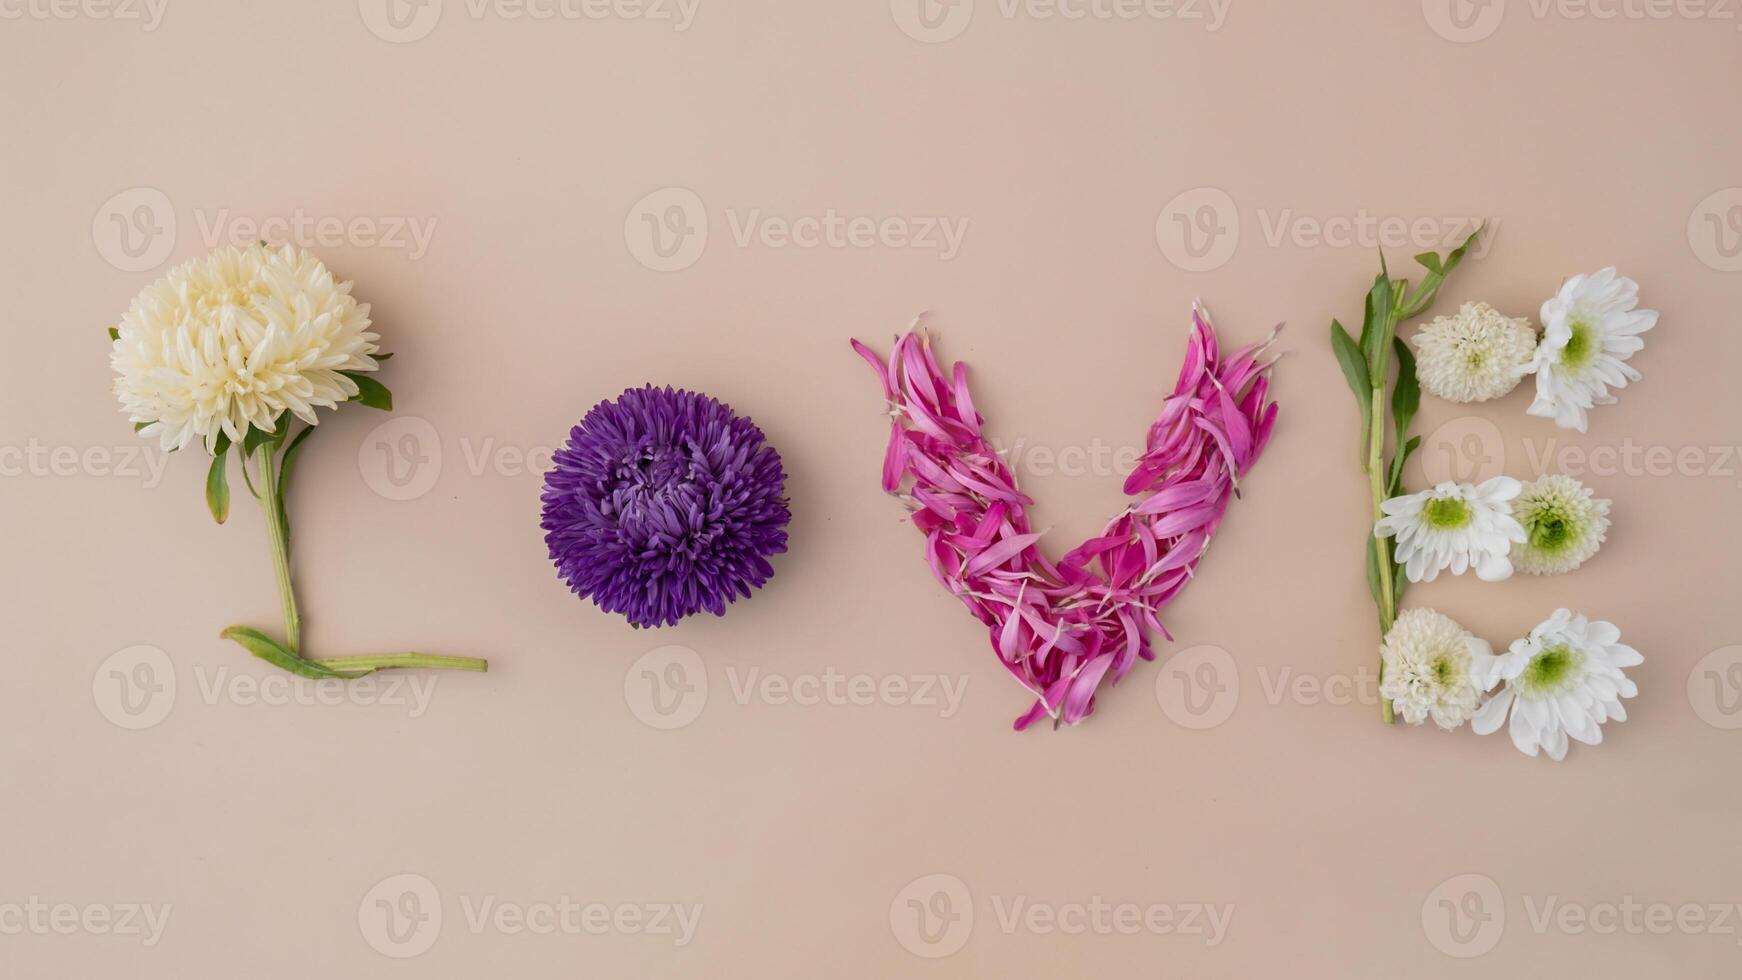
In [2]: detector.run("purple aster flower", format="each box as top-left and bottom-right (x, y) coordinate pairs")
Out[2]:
(540, 385), (790, 628)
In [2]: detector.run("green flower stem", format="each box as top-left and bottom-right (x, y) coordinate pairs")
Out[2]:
(256, 445), (302, 655)
(1366, 383), (1397, 725)
(314, 654), (489, 673)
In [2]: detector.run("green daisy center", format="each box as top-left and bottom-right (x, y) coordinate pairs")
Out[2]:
(1423, 496), (1471, 530)
(1431, 654), (1459, 687)
(1562, 318), (1597, 370)
(1520, 644), (1584, 696)
(1528, 507), (1573, 554)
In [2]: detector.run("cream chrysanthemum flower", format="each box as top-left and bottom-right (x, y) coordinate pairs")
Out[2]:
(111, 244), (381, 452)
(1410, 301), (1537, 403)
(1375, 477), (1527, 583)
(1472, 609), (1641, 761)
(1528, 268), (1657, 432)
(1511, 474), (1611, 576)
(1379, 607), (1490, 730)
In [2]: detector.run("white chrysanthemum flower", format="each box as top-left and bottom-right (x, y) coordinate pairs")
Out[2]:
(1527, 268), (1657, 432)
(1379, 607), (1490, 730)
(1472, 609), (1641, 760)
(1375, 477), (1526, 583)
(111, 243), (381, 452)
(1511, 475), (1611, 576)
(1411, 301), (1537, 403)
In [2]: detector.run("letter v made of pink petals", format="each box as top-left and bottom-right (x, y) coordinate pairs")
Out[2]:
(851, 305), (1281, 730)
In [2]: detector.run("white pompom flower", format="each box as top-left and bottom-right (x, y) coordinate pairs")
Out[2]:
(1410, 301), (1537, 403)
(1379, 607), (1491, 730)
(111, 243), (381, 452)
(1472, 609), (1641, 761)
(1511, 474), (1611, 576)
(1527, 268), (1657, 432)
(1375, 477), (1527, 583)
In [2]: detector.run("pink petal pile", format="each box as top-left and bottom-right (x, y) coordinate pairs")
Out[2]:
(851, 306), (1280, 729)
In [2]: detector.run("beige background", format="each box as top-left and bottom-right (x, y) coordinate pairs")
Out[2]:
(3, 0), (1741, 976)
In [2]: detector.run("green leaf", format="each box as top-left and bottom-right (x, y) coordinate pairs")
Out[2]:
(1391, 337), (1421, 440)
(373, 352), (393, 362)
(220, 626), (369, 679)
(342, 372), (393, 411)
(134, 421), (152, 432)
(279, 425), (315, 499)
(243, 416), (286, 457)
(1397, 224), (1483, 320)
(1361, 270), (1395, 378)
(1330, 320), (1370, 399)
(205, 436), (231, 524)
(1332, 320), (1373, 463)
(1364, 537), (1384, 609)
(107, 327), (120, 341)
(277, 425), (315, 543)
(1414, 251), (1442, 274)
(1388, 435), (1421, 498)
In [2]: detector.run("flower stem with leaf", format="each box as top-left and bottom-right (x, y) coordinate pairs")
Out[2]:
(200, 360), (487, 677)
(1330, 226), (1483, 723)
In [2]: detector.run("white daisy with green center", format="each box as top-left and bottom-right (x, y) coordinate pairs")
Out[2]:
(1375, 477), (1526, 583)
(1528, 268), (1658, 432)
(1512, 474), (1611, 575)
(1379, 607), (1490, 730)
(1411, 301), (1538, 403)
(1472, 609), (1641, 760)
